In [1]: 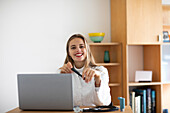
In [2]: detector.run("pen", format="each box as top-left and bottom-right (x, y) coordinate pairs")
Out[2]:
(71, 68), (85, 80)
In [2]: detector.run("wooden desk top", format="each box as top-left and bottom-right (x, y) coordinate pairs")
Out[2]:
(7, 106), (133, 113)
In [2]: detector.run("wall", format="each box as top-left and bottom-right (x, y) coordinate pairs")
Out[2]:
(162, 0), (170, 4)
(0, 0), (111, 112)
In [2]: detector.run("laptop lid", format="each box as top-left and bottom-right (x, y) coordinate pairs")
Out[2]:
(17, 73), (73, 110)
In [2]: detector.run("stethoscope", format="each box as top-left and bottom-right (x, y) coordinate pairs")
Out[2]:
(73, 103), (119, 112)
(82, 105), (119, 112)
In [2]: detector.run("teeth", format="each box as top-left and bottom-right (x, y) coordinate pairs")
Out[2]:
(76, 54), (82, 56)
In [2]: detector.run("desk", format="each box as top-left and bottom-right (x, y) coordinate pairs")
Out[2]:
(6, 106), (133, 113)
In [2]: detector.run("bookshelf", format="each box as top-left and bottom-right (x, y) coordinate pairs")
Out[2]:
(88, 1), (170, 113)
(89, 43), (122, 105)
(127, 45), (161, 113)
(110, 0), (163, 112)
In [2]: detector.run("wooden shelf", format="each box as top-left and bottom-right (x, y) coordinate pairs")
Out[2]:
(94, 63), (120, 66)
(128, 82), (162, 86)
(127, 43), (161, 45)
(109, 83), (120, 87)
(89, 42), (121, 46)
(89, 42), (122, 105)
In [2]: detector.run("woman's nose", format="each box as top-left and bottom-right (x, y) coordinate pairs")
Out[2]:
(76, 47), (81, 52)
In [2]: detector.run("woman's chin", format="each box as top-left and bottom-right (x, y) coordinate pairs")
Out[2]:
(74, 58), (85, 62)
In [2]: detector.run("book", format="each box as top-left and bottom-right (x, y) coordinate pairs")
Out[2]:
(130, 92), (132, 108)
(130, 91), (135, 113)
(147, 88), (152, 113)
(135, 96), (138, 113)
(135, 96), (141, 113)
(131, 88), (156, 113)
(138, 96), (141, 113)
(133, 89), (146, 113)
(151, 90), (156, 113)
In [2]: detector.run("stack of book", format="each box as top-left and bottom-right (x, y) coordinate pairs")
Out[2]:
(130, 88), (156, 113)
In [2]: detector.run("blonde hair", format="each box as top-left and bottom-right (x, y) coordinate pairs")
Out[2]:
(64, 34), (96, 68)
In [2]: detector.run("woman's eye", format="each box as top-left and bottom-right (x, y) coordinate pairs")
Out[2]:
(71, 47), (76, 49)
(80, 45), (84, 48)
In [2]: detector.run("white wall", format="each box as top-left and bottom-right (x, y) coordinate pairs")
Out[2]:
(0, 0), (111, 112)
(162, 0), (170, 4)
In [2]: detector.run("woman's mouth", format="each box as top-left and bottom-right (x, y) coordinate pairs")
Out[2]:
(75, 53), (83, 57)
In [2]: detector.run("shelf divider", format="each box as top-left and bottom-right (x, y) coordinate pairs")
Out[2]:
(89, 42), (121, 46)
(94, 63), (120, 66)
(128, 82), (161, 86)
(109, 83), (120, 87)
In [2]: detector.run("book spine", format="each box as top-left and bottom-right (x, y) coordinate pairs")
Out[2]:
(147, 88), (152, 113)
(138, 96), (141, 113)
(135, 96), (141, 113)
(132, 92), (135, 113)
(135, 96), (138, 113)
(151, 90), (156, 113)
(134, 97), (138, 113)
(130, 92), (132, 108)
(141, 94), (144, 113)
(143, 90), (146, 113)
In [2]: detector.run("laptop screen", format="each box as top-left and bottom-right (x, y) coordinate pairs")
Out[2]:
(17, 73), (73, 110)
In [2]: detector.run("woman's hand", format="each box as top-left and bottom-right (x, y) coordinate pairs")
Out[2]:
(82, 68), (101, 86)
(59, 62), (73, 73)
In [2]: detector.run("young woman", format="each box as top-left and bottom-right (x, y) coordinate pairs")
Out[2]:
(59, 34), (111, 106)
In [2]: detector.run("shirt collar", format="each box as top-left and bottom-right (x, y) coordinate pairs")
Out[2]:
(74, 65), (84, 72)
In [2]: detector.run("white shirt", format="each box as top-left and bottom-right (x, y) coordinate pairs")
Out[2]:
(72, 66), (111, 106)
(58, 66), (111, 106)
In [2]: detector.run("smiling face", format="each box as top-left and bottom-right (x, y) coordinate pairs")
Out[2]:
(68, 38), (87, 66)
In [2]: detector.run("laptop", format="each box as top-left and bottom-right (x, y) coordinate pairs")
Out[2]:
(17, 73), (73, 110)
